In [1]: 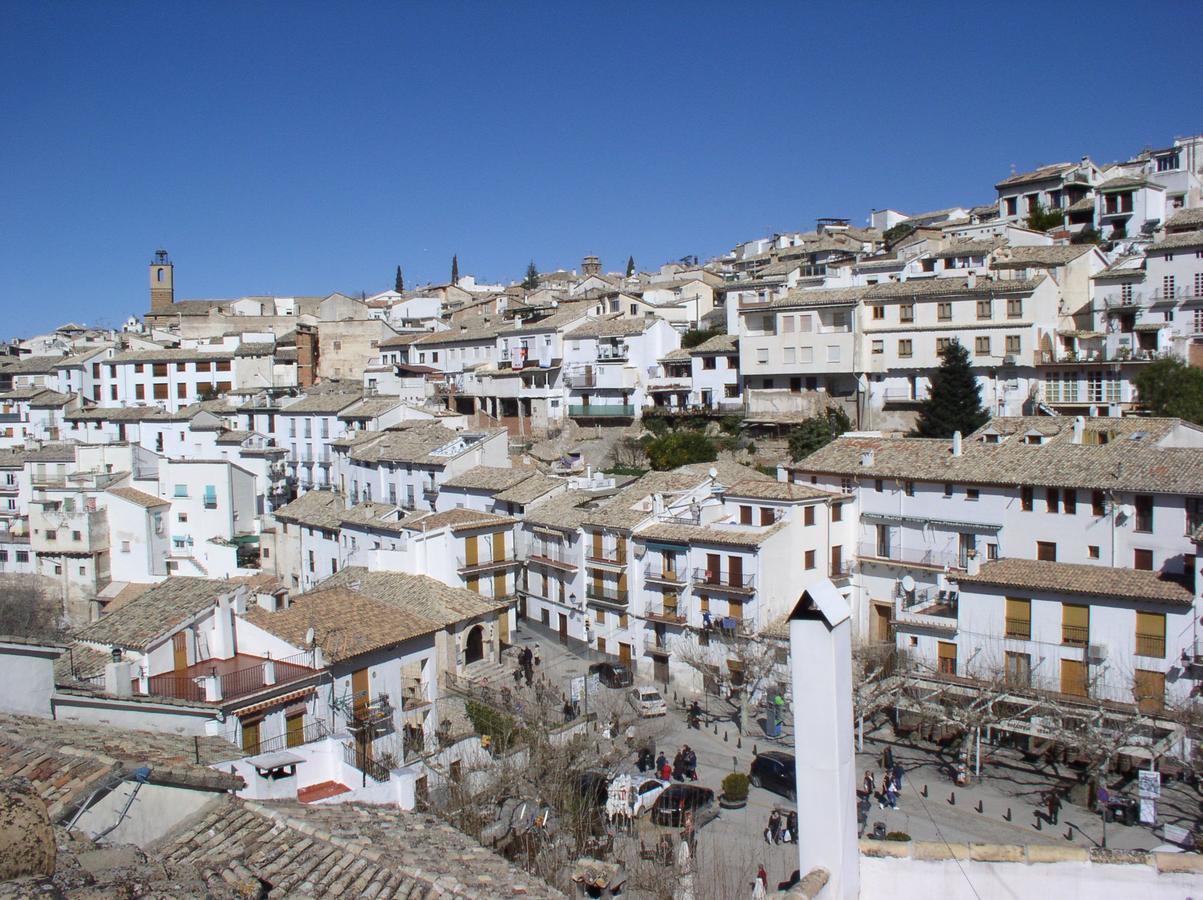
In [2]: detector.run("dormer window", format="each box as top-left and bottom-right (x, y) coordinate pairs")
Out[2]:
(981, 433), (1001, 445)
(1024, 433), (1043, 445)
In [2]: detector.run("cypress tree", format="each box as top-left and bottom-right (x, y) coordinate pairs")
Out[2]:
(394, 266), (404, 293)
(913, 339), (990, 438)
(451, 255), (459, 285)
(522, 260), (539, 291)
(626, 255), (635, 277)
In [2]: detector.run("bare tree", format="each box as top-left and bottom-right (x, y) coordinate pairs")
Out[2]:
(671, 628), (782, 735)
(609, 436), (649, 470)
(0, 576), (63, 640)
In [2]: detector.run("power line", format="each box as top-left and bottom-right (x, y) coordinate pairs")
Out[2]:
(905, 774), (982, 900)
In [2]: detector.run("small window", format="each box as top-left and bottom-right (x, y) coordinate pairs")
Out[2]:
(871, 340), (884, 355)
(1037, 541), (1057, 562)
(1087, 545), (1100, 559)
(943, 483), (953, 497)
(1005, 335), (1021, 355)
(898, 339), (913, 358)
(872, 306), (885, 320)
(975, 335), (990, 355)
(899, 304), (914, 323)
(874, 479), (883, 493)
(966, 488), (979, 501)
(804, 506), (815, 526)
(937, 301), (952, 321)
(1020, 486), (1033, 511)
(904, 481), (914, 497)
(804, 549), (816, 570)
(1133, 548), (1153, 571)
(1091, 490), (1106, 517)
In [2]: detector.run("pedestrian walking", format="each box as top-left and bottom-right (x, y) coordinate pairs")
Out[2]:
(683, 745), (698, 781)
(862, 770), (875, 798)
(659, 757), (673, 782)
(1046, 791), (1061, 825)
(672, 750), (686, 782)
(786, 810), (798, 844)
(752, 864), (768, 899)
(882, 745), (894, 772)
(879, 773), (893, 810)
(766, 809), (782, 844)
(892, 761), (904, 792)
(562, 699), (574, 723)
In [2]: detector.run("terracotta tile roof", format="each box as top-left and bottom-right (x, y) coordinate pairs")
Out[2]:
(340, 423), (498, 466)
(337, 395), (406, 419)
(441, 465), (536, 492)
(494, 474), (563, 505)
(338, 501), (408, 534)
(565, 315), (654, 339)
(322, 567), (508, 625)
(863, 275), (1045, 300)
(958, 558), (1194, 607)
(748, 287), (868, 310)
(583, 462), (769, 530)
(280, 390), (363, 415)
(272, 490), (347, 531)
(521, 490), (599, 531)
(931, 239), (1002, 259)
(402, 507), (516, 532)
(688, 334), (739, 355)
(989, 245), (1093, 269)
(106, 486), (168, 508)
(1147, 229), (1203, 253)
(242, 587), (441, 662)
(156, 797), (564, 898)
(723, 479), (833, 501)
(639, 519), (787, 548)
(792, 416), (1203, 495)
(74, 577), (235, 651)
(1164, 207), (1203, 231)
(0, 713), (242, 820)
(109, 348), (238, 364)
(994, 162), (1075, 189)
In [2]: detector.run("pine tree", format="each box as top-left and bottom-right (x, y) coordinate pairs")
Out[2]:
(451, 255), (459, 285)
(522, 260), (539, 291)
(913, 339), (990, 438)
(626, 255), (635, 277)
(394, 266), (404, 293)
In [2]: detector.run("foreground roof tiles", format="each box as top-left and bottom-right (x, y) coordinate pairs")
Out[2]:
(75, 577), (234, 651)
(958, 558), (1193, 606)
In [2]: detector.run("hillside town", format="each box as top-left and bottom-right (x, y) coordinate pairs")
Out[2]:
(3, 131), (1203, 898)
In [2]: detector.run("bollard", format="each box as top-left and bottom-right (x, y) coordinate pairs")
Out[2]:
(723, 731), (728, 742)
(1065, 827), (1073, 841)
(753, 744), (758, 757)
(713, 723), (718, 734)
(921, 785), (928, 798)
(737, 736), (742, 749)
(1034, 816), (1042, 831)
(948, 791), (955, 806)
(1004, 807), (1011, 822)
(975, 800), (983, 814)
(732, 755), (737, 772)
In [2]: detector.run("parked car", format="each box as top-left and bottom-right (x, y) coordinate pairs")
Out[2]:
(628, 686), (668, 718)
(650, 784), (718, 827)
(589, 661), (633, 688)
(749, 751), (796, 801)
(632, 777), (670, 816)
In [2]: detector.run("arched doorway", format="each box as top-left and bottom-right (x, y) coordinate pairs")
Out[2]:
(465, 625), (485, 664)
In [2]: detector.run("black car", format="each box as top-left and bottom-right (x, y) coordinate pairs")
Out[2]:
(589, 661), (633, 688)
(650, 784), (717, 827)
(749, 751), (796, 801)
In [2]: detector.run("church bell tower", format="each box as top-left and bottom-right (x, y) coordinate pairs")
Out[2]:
(150, 249), (174, 311)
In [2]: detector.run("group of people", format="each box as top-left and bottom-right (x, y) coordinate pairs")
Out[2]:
(862, 745), (905, 810)
(649, 746), (698, 782)
(512, 645), (537, 687)
(763, 808), (797, 845)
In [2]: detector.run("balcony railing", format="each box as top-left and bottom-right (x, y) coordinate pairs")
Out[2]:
(219, 652), (317, 701)
(1004, 618), (1031, 640)
(563, 371), (597, 388)
(146, 671), (206, 703)
(586, 551), (627, 567)
(1135, 633), (1166, 658)
(457, 555), (517, 573)
(691, 568), (755, 594)
(856, 540), (963, 570)
(527, 550), (577, 571)
(1062, 625), (1089, 647)
(250, 719), (330, 757)
(586, 583), (628, 606)
(597, 346), (629, 361)
(645, 602), (687, 626)
(568, 404), (635, 418)
(342, 741), (391, 783)
(644, 565), (685, 585)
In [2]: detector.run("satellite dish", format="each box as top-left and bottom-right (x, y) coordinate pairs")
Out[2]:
(305, 626), (316, 646)
(901, 575), (916, 593)
(708, 467), (718, 479)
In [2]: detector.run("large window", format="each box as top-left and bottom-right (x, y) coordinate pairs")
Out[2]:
(1134, 495), (1153, 532)
(1135, 611), (1166, 658)
(1005, 598), (1031, 640)
(1061, 603), (1089, 646)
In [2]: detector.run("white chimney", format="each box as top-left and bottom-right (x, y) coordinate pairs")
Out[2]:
(952, 431), (963, 457)
(1072, 415), (1085, 445)
(965, 548), (980, 576)
(966, 271), (976, 289)
(104, 656), (133, 698)
(859, 450), (874, 467)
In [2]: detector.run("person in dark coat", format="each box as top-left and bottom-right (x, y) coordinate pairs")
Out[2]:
(766, 809), (782, 844)
(672, 750), (685, 782)
(892, 761), (904, 792)
(683, 746), (698, 781)
(786, 810), (798, 844)
(1046, 791), (1061, 825)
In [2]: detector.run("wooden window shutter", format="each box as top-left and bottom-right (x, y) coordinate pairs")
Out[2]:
(465, 535), (478, 566)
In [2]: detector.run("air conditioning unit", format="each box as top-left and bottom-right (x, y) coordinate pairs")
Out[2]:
(1002, 355), (1017, 366)
(1088, 642), (1108, 662)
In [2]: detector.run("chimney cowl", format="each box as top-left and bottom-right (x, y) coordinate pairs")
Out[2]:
(951, 431), (963, 457)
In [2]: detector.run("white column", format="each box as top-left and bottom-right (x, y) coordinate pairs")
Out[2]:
(789, 580), (858, 900)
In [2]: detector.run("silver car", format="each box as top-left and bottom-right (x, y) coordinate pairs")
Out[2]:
(628, 685), (668, 717)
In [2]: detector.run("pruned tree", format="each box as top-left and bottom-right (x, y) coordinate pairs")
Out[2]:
(850, 639), (903, 749)
(451, 254), (459, 285)
(394, 265), (404, 293)
(608, 435), (649, 471)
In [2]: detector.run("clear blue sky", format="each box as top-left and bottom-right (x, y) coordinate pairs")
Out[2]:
(2, 1), (1199, 336)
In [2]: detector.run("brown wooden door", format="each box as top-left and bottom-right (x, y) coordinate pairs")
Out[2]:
(172, 632), (188, 671)
(706, 553), (721, 583)
(830, 545), (843, 576)
(937, 641), (957, 676)
(619, 642), (631, 663)
(493, 571), (506, 599)
(352, 668), (370, 719)
(616, 536), (627, 564)
(558, 613), (567, 643)
(241, 718), (261, 754)
(286, 713), (304, 748)
(1061, 658), (1087, 697)
(492, 531), (505, 562)
(592, 531), (603, 561)
(728, 555), (743, 588)
(654, 656), (669, 685)
(465, 535), (479, 566)
(872, 603), (892, 643)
